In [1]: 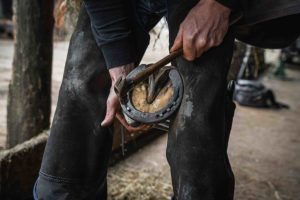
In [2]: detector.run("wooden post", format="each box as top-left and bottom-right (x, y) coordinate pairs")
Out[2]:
(6, 0), (54, 148)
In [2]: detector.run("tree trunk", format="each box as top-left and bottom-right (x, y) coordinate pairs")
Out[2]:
(6, 0), (54, 148)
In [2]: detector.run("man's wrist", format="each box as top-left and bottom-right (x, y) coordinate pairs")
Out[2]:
(109, 63), (135, 83)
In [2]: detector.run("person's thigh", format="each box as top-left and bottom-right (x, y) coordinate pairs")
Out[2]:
(35, 2), (168, 199)
(166, 0), (235, 199)
(35, 7), (113, 200)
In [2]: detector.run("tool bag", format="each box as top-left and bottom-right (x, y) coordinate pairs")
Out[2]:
(233, 45), (288, 108)
(233, 79), (288, 108)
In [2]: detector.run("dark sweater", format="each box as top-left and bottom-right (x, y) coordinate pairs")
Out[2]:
(84, 0), (236, 69)
(84, 0), (300, 68)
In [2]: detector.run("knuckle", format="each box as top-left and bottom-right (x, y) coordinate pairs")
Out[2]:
(197, 38), (207, 47)
(201, 38), (207, 45)
(184, 32), (195, 42)
(185, 34), (195, 43)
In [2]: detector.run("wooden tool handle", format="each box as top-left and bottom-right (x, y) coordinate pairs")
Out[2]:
(130, 48), (183, 84)
(129, 12), (243, 85)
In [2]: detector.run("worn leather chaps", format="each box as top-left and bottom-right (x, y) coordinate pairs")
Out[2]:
(35, 1), (236, 199)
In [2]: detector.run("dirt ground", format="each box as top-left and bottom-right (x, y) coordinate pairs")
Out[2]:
(1, 37), (300, 199)
(107, 67), (300, 200)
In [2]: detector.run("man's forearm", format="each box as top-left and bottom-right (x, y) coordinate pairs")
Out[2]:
(84, 0), (135, 69)
(109, 63), (135, 83)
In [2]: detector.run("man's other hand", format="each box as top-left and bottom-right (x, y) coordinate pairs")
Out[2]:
(170, 0), (231, 60)
(101, 63), (134, 127)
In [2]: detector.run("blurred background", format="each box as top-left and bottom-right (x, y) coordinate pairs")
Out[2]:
(0, 0), (300, 199)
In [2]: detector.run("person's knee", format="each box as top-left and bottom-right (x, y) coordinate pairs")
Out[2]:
(60, 66), (110, 104)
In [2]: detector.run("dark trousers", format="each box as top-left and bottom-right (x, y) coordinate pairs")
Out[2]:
(35, 1), (235, 199)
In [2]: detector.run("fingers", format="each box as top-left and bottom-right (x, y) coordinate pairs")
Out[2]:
(170, 23), (213, 60)
(175, 0), (230, 61)
(116, 113), (151, 133)
(101, 88), (119, 127)
(195, 36), (208, 58)
(170, 25), (183, 52)
(101, 100), (117, 126)
(185, 31), (225, 60)
(103, 63), (135, 127)
(183, 32), (198, 61)
(196, 32), (217, 57)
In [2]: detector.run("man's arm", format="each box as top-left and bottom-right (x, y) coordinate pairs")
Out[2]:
(85, 0), (235, 128)
(84, 0), (135, 68)
(84, 0), (136, 126)
(171, 0), (233, 60)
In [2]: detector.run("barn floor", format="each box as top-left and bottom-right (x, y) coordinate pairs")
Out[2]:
(1, 39), (300, 200)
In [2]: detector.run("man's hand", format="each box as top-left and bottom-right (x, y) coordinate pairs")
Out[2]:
(101, 63), (152, 133)
(101, 63), (134, 127)
(170, 0), (231, 60)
